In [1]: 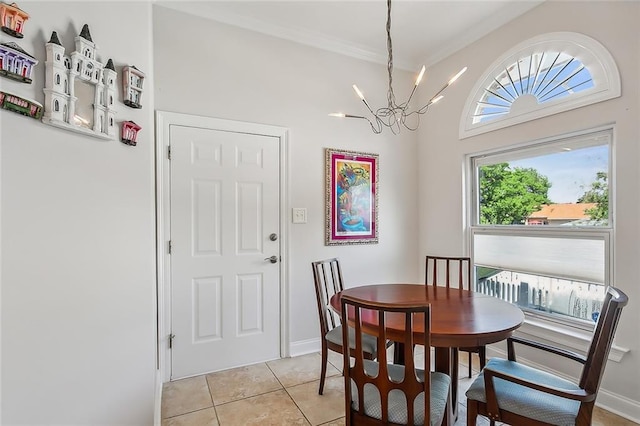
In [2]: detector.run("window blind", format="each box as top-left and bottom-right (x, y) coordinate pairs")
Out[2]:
(474, 233), (605, 284)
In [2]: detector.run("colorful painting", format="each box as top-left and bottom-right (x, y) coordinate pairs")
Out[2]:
(325, 148), (378, 245)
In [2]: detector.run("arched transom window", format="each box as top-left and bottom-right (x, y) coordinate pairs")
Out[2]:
(460, 32), (620, 139)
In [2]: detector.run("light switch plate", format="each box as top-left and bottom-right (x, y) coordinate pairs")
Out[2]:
(292, 207), (307, 224)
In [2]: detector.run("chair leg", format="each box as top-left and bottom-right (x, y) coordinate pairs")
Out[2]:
(467, 399), (479, 426)
(452, 348), (459, 380)
(319, 345), (328, 395)
(468, 351), (472, 378)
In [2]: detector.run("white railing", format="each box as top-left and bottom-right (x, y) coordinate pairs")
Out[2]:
(475, 276), (605, 322)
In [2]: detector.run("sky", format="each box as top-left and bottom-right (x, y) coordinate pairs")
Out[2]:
(510, 144), (608, 203)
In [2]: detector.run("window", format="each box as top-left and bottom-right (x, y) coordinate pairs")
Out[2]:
(468, 128), (612, 327)
(460, 32), (620, 139)
(473, 52), (594, 125)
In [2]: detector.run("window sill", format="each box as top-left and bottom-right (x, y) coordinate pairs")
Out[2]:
(514, 314), (630, 362)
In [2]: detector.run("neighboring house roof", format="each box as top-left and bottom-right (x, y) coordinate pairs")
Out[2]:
(528, 203), (597, 220)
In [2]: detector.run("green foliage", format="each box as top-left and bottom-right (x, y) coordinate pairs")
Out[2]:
(578, 172), (608, 220)
(479, 163), (552, 225)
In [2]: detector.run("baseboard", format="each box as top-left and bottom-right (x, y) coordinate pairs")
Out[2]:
(153, 369), (163, 426)
(289, 337), (321, 358)
(596, 386), (640, 424)
(485, 345), (640, 423)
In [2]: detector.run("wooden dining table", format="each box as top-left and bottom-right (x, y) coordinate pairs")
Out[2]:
(329, 283), (524, 423)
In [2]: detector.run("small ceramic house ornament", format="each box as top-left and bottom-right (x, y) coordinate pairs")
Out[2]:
(0, 41), (37, 83)
(0, 90), (42, 119)
(122, 65), (145, 109)
(42, 25), (118, 140)
(0, 2), (29, 38)
(121, 120), (141, 146)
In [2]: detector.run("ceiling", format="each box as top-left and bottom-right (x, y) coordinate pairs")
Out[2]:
(158, 0), (544, 71)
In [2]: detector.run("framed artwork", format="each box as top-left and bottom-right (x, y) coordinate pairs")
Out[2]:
(325, 148), (379, 245)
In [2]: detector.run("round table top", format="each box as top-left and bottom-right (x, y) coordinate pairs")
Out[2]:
(330, 283), (524, 347)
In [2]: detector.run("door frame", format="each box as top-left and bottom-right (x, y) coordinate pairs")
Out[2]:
(155, 110), (290, 381)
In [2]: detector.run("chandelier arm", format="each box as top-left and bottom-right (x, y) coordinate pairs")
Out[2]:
(370, 115), (384, 134)
(405, 84), (418, 107)
(403, 110), (422, 131)
(360, 98), (377, 117)
(429, 83), (451, 103)
(340, 113), (383, 134)
(417, 103), (432, 115)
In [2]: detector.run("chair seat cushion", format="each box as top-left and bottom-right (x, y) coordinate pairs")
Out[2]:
(351, 360), (450, 426)
(325, 325), (377, 355)
(466, 358), (581, 426)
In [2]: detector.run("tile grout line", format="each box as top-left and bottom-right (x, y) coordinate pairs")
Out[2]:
(203, 373), (222, 425)
(266, 361), (317, 425)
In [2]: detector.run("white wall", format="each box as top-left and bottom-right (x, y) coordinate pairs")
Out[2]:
(3, 1), (637, 424)
(1, 2), (156, 424)
(418, 1), (640, 421)
(152, 5), (421, 350)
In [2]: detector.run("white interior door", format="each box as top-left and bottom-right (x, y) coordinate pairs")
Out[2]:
(169, 124), (281, 379)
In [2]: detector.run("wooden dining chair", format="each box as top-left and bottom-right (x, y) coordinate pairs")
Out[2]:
(425, 255), (486, 378)
(312, 258), (380, 395)
(466, 286), (628, 426)
(340, 294), (451, 426)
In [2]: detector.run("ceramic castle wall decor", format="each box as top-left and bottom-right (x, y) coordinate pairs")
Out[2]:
(0, 41), (37, 83)
(0, 2), (29, 38)
(0, 90), (42, 119)
(121, 120), (141, 146)
(122, 65), (144, 109)
(42, 24), (117, 140)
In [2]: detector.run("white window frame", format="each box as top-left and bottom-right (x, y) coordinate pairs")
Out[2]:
(460, 32), (621, 139)
(465, 126), (628, 361)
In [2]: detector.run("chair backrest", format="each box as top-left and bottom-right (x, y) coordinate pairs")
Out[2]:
(425, 255), (471, 290)
(341, 294), (432, 424)
(579, 286), (628, 394)
(312, 258), (345, 337)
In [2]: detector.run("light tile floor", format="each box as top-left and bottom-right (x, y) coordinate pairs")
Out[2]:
(161, 348), (637, 425)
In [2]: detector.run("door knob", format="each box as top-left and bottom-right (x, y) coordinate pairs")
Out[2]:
(264, 255), (278, 264)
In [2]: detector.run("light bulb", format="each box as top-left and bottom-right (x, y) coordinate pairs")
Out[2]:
(329, 113), (346, 118)
(352, 84), (365, 100)
(415, 66), (426, 86)
(448, 67), (467, 85)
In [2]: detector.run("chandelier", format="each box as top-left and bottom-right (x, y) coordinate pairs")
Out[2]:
(330, 0), (467, 134)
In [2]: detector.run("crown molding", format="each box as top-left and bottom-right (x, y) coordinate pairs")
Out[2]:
(155, 1), (418, 71)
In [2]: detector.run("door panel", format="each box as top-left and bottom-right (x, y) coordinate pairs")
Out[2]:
(170, 124), (280, 379)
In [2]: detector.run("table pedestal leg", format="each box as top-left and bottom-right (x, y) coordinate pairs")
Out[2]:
(393, 342), (405, 365)
(435, 347), (458, 426)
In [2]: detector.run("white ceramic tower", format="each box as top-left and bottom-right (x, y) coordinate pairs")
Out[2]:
(42, 31), (69, 124)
